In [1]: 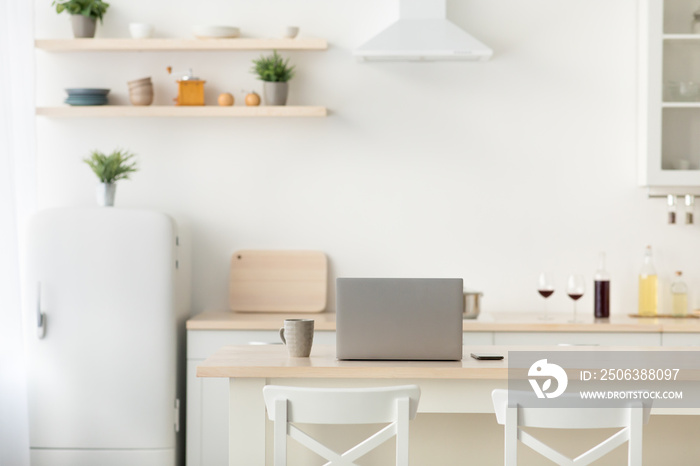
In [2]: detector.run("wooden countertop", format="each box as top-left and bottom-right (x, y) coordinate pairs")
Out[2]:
(186, 310), (700, 333)
(196, 344), (700, 379)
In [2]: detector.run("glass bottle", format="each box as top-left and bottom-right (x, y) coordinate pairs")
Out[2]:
(594, 252), (610, 318)
(638, 246), (658, 316)
(671, 271), (688, 317)
(668, 195), (677, 224)
(693, 8), (700, 34)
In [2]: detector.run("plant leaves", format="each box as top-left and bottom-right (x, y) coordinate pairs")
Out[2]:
(83, 149), (138, 183)
(251, 50), (295, 82)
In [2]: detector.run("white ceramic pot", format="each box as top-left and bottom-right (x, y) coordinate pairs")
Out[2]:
(97, 182), (116, 207)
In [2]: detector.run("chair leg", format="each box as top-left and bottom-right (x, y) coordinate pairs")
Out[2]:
(396, 397), (410, 466)
(274, 398), (288, 466)
(505, 404), (518, 466)
(628, 408), (643, 466)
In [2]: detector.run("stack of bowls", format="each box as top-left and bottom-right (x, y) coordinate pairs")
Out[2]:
(127, 77), (154, 106)
(65, 88), (109, 106)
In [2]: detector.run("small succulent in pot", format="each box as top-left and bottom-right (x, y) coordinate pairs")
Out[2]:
(251, 50), (295, 105)
(83, 149), (137, 207)
(52, 0), (110, 38)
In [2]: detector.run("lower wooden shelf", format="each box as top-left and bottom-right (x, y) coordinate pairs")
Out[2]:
(36, 105), (327, 118)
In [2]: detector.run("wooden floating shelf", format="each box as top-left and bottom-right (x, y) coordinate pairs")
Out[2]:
(35, 38), (328, 52)
(36, 105), (327, 118)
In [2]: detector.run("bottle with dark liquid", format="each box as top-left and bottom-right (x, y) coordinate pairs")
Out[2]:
(594, 252), (610, 318)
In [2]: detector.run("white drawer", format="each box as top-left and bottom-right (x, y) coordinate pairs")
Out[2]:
(463, 332), (493, 346)
(662, 333), (700, 346)
(187, 329), (336, 359)
(493, 332), (661, 346)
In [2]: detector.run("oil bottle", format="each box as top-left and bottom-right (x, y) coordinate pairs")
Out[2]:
(671, 271), (688, 317)
(638, 246), (658, 316)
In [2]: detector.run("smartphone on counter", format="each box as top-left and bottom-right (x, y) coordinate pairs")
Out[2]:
(470, 353), (504, 360)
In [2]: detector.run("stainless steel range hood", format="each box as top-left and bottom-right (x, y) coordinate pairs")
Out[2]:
(354, 0), (493, 62)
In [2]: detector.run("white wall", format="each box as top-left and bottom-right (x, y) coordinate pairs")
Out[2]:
(34, 0), (699, 317)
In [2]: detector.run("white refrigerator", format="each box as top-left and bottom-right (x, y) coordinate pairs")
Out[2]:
(24, 207), (183, 466)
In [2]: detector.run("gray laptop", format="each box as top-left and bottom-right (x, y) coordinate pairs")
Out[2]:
(336, 278), (463, 361)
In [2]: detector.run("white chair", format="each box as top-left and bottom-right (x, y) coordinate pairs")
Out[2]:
(263, 385), (421, 466)
(491, 389), (651, 466)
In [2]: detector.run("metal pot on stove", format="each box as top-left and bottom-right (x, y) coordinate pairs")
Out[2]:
(463, 291), (483, 319)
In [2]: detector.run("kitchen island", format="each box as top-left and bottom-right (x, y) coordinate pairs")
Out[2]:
(196, 343), (700, 466)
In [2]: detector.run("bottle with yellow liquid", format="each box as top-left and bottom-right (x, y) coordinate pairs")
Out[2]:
(638, 245), (658, 316)
(671, 271), (688, 317)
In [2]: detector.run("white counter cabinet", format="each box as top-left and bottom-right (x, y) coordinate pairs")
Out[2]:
(662, 332), (700, 346)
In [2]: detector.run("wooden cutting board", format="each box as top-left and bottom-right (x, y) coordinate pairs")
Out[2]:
(229, 250), (328, 313)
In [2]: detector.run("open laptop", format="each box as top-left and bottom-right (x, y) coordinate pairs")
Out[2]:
(336, 278), (463, 361)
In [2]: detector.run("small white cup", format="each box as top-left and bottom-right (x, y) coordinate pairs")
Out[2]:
(129, 23), (154, 39)
(283, 26), (299, 39)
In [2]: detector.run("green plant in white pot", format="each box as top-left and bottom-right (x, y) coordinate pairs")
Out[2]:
(251, 50), (295, 106)
(84, 149), (137, 207)
(52, 0), (110, 38)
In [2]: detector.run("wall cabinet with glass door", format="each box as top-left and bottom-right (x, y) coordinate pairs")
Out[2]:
(639, 0), (700, 190)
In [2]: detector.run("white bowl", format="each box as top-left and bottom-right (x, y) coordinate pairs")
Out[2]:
(129, 23), (154, 39)
(283, 26), (299, 39)
(192, 25), (240, 39)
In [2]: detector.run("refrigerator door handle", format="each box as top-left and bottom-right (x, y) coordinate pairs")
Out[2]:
(174, 398), (180, 432)
(37, 282), (46, 339)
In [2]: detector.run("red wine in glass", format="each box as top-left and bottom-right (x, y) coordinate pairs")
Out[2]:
(567, 274), (585, 322)
(538, 273), (555, 320)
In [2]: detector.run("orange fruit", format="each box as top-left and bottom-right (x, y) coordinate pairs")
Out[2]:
(245, 92), (261, 106)
(218, 93), (234, 106)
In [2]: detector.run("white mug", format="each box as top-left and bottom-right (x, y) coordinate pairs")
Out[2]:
(279, 319), (314, 357)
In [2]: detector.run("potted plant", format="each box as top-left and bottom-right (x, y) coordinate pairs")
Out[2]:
(52, 0), (110, 38)
(251, 50), (295, 106)
(83, 149), (137, 207)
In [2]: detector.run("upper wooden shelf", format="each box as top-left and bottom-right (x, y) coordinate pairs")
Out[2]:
(36, 105), (327, 118)
(35, 38), (328, 52)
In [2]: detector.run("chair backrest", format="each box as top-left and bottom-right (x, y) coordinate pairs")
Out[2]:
(263, 385), (421, 465)
(491, 389), (651, 466)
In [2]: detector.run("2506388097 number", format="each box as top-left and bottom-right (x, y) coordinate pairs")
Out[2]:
(599, 368), (679, 381)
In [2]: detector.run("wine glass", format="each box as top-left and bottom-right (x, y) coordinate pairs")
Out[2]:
(537, 273), (555, 321)
(567, 274), (585, 323)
